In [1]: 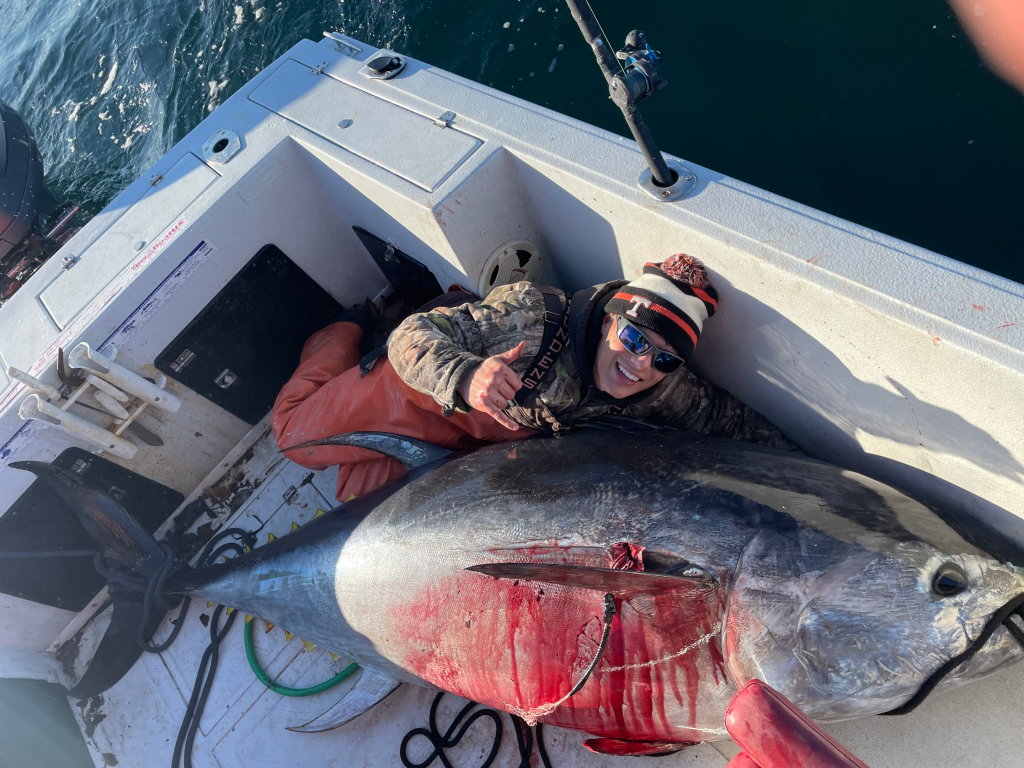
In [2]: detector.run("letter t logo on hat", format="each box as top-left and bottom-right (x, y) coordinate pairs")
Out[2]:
(624, 295), (652, 318)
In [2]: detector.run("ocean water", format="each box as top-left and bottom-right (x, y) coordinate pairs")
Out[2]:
(1, 0), (1022, 283)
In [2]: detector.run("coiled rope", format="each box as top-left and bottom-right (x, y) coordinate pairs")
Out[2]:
(94, 541), (191, 654)
(400, 693), (552, 768)
(168, 527), (255, 768)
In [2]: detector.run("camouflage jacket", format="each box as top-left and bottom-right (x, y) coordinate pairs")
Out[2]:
(389, 281), (795, 449)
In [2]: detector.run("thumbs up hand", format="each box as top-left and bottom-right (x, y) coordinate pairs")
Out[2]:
(456, 342), (527, 431)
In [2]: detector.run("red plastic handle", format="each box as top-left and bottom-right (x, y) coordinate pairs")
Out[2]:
(724, 680), (870, 768)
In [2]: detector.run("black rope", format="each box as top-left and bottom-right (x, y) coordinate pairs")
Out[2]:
(883, 591), (1024, 716)
(565, 593), (615, 698)
(140, 544), (186, 654)
(400, 692), (503, 768)
(535, 722), (552, 768)
(169, 528), (253, 768)
(171, 603), (237, 768)
(93, 547), (185, 653)
(400, 695), (556, 768)
(510, 714), (552, 768)
(1004, 608), (1024, 648)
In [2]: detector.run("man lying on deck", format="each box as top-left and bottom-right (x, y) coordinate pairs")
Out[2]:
(273, 254), (796, 502)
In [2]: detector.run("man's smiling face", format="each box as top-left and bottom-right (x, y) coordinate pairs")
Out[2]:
(592, 314), (675, 399)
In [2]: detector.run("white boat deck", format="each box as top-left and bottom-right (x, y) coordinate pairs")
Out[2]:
(0, 29), (1022, 768)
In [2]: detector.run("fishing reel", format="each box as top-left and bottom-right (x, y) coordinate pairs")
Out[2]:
(609, 30), (668, 110)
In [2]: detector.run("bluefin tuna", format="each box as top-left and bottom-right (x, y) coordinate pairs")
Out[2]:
(16, 430), (1024, 752)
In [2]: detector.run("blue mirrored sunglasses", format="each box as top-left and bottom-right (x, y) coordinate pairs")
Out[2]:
(614, 315), (685, 374)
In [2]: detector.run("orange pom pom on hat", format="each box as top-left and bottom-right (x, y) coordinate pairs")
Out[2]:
(604, 254), (718, 363)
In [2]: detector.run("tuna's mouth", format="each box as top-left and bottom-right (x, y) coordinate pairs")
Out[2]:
(882, 592), (1024, 717)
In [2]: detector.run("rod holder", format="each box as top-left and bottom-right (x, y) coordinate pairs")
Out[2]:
(94, 391), (131, 421)
(6, 367), (61, 401)
(19, 394), (138, 460)
(86, 374), (130, 402)
(67, 343), (181, 414)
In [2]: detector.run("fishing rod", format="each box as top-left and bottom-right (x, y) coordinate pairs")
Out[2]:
(563, 0), (696, 201)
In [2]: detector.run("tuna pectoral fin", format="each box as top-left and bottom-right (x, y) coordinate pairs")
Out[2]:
(583, 737), (697, 756)
(280, 432), (450, 469)
(466, 563), (715, 598)
(67, 594), (169, 699)
(286, 668), (401, 733)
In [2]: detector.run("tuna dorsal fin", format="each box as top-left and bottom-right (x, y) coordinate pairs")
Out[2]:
(286, 667), (402, 733)
(280, 432), (450, 470)
(465, 563), (716, 597)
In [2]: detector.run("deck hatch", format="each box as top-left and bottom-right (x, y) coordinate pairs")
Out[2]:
(0, 449), (183, 612)
(154, 244), (342, 424)
(38, 152), (217, 329)
(352, 226), (443, 308)
(248, 60), (481, 191)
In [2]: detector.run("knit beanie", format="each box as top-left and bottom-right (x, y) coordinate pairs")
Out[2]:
(604, 254), (718, 363)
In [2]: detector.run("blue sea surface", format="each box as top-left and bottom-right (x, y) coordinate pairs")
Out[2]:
(1, 0), (1022, 282)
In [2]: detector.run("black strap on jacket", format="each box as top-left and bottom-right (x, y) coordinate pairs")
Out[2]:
(361, 287), (570, 408)
(512, 287), (570, 409)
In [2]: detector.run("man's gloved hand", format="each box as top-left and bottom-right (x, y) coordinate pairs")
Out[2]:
(457, 342), (526, 431)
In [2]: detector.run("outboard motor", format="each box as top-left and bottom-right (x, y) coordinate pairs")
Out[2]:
(0, 99), (78, 307)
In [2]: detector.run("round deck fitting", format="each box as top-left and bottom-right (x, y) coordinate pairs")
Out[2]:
(637, 159), (697, 202)
(202, 129), (242, 165)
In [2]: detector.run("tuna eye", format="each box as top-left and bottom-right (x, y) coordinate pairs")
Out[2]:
(931, 563), (968, 597)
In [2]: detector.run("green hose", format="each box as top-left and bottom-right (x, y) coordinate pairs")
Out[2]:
(244, 618), (359, 697)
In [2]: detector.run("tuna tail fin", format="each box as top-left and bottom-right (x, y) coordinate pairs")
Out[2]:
(66, 594), (169, 699)
(10, 461), (167, 577)
(280, 431), (451, 469)
(9, 461), (177, 697)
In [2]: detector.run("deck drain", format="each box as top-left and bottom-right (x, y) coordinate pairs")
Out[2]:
(202, 129), (242, 165)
